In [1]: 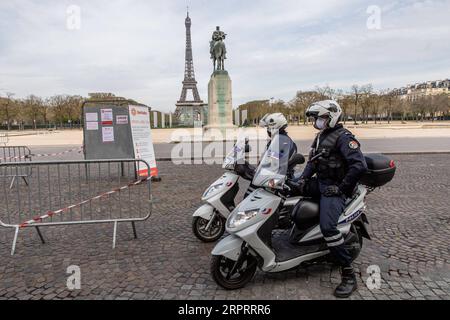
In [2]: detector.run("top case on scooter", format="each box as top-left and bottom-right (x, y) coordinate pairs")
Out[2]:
(360, 153), (396, 187)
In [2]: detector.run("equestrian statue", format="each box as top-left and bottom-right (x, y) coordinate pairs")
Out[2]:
(210, 26), (227, 71)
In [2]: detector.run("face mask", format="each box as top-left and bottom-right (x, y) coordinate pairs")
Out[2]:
(314, 117), (328, 130)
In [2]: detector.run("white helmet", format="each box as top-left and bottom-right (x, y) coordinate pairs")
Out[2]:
(259, 113), (288, 133)
(306, 100), (342, 129)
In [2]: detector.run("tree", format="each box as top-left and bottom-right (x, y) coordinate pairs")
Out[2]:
(428, 94), (449, 122)
(315, 85), (336, 100)
(411, 96), (428, 121)
(41, 98), (52, 126)
(350, 85), (362, 124)
(338, 95), (351, 124)
(360, 84), (374, 124)
(290, 91), (326, 125)
(434, 94), (450, 120)
(23, 95), (44, 129)
(391, 96), (408, 122)
(48, 95), (71, 125)
(0, 92), (18, 130)
(370, 92), (382, 124)
(238, 100), (270, 125)
(66, 95), (84, 124)
(381, 89), (395, 124)
(87, 92), (122, 100)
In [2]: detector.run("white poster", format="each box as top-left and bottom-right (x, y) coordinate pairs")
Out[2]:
(85, 112), (98, 122)
(101, 109), (113, 125)
(86, 122), (98, 130)
(116, 115), (128, 124)
(102, 126), (114, 142)
(129, 105), (158, 177)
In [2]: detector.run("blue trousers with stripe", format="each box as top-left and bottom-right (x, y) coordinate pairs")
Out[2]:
(306, 178), (353, 267)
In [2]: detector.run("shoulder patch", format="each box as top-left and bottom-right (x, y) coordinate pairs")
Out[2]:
(348, 140), (359, 149)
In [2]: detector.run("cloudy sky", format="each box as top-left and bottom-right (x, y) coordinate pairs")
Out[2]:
(1, 0), (449, 112)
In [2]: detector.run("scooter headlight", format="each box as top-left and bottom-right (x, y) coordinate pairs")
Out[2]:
(227, 209), (259, 228)
(203, 183), (224, 198)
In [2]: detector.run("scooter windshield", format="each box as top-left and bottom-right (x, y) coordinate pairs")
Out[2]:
(252, 133), (291, 189)
(222, 137), (246, 170)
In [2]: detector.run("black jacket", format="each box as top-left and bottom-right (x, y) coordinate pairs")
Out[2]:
(301, 124), (368, 195)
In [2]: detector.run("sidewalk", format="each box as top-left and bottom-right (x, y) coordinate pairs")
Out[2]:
(2, 121), (450, 146)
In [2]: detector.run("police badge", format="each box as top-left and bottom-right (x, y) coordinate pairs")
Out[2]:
(349, 141), (359, 149)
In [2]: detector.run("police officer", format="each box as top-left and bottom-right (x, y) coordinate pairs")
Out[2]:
(291, 100), (368, 298)
(243, 113), (298, 198)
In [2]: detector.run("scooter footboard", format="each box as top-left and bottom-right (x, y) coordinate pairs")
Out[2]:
(212, 235), (244, 261)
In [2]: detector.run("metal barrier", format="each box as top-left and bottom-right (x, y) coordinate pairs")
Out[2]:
(0, 159), (152, 255)
(0, 146), (32, 162)
(0, 146), (33, 188)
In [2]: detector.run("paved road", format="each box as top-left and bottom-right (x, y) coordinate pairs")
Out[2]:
(9, 137), (450, 163)
(0, 154), (449, 300)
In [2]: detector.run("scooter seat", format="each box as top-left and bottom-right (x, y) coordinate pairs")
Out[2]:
(292, 187), (359, 231)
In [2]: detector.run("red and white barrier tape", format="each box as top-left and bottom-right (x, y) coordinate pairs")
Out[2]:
(33, 147), (83, 158)
(18, 175), (151, 228)
(1, 146), (83, 161)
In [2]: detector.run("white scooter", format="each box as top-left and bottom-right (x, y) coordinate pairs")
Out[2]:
(210, 133), (396, 289)
(192, 138), (301, 242)
(192, 138), (255, 242)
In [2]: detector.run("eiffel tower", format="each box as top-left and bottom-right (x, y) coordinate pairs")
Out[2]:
(174, 10), (206, 127)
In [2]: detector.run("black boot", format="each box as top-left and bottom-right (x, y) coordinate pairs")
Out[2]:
(334, 266), (357, 298)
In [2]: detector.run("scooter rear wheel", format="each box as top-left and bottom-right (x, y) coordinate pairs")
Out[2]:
(192, 216), (225, 242)
(211, 254), (257, 290)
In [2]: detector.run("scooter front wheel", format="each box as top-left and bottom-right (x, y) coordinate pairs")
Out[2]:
(192, 215), (225, 242)
(211, 254), (257, 290)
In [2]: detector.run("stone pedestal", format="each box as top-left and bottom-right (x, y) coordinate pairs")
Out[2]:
(205, 70), (235, 139)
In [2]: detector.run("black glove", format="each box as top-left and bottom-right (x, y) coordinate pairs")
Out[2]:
(323, 185), (342, 197)
(286, 178), (308, 195)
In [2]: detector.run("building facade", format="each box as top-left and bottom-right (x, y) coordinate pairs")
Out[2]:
(393, 79), (450, 100)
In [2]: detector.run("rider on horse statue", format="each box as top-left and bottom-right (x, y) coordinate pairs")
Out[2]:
(210, 26), (227, 71)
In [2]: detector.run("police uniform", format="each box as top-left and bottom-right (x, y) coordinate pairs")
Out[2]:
(300, 124), (368, 266)
(244, 130), (297, 198)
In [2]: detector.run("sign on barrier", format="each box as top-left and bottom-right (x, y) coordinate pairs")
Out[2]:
(82, 100), (160, 180)
(130, 106), (158, 177)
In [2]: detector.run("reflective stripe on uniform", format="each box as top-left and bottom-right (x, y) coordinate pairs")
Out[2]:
(327, 237), (345, 247)
(324, 233), (342, 242)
